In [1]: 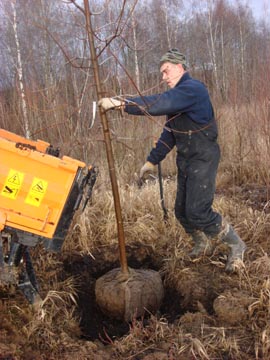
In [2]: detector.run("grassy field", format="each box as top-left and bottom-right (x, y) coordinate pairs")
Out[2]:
(1, 103), (270, 359)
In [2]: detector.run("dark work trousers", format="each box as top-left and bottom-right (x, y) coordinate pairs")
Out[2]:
(169, 113), (222, 236)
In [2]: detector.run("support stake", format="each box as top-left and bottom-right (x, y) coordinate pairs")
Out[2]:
(83, 0), (128, 275)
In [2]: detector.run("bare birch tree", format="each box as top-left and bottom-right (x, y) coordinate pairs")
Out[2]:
(11, 0), (30, 138)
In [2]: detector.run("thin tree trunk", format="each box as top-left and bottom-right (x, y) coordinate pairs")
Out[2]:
(163, 0), (171, 49)
(131, 15), (140, 89)
(220, 19), (227, 100)
(11, 0), (30, 138)
(238, 15), (246, 98)
(206, 0), (219, 94)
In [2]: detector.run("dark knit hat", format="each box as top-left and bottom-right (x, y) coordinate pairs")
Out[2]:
(160, 48), (186, 66)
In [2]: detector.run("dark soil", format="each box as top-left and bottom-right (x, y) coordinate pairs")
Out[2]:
(61, 243), (236, 344)
(62, 243), (184, 342)
(2, 182), (269, 358)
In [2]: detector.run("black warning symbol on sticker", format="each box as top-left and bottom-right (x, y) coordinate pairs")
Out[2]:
(4, 186), (13, 193)
(3, 186), (18, 195)
(8, 173), (21, 185)
(32, 181), (45, 193)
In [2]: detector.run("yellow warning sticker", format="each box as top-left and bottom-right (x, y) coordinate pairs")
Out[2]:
(1, 169), (25, 200)
(25, 177), (48, 207)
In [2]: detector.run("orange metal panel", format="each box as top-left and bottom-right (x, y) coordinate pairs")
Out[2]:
(0, 128), (50, 153)
(0, 131), (86, 239)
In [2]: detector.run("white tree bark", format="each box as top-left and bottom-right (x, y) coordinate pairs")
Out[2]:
(238, 13), (246, 92)
(163, 0), (171, 49)
(206, 0), (219, 92)
(220, 19), (227, 98)
(131, 15), (140, 90)
(11, 0), (30, 138)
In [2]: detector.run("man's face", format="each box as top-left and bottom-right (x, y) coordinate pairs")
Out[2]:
(160, 62), (185, 88)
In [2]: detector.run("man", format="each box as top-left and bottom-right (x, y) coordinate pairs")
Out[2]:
(98, 48), (246, 272)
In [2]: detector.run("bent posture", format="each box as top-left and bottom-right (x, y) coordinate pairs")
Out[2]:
(98, 49), (246, 272)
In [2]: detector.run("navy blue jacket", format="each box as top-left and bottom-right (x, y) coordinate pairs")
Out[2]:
(124, 72), (216, 165)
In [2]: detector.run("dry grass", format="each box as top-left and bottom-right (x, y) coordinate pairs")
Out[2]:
(3, 179), (265, 359)
(1, 102), (270, 359)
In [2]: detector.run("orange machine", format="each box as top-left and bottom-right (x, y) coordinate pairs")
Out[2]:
(0, 129), (97, 303)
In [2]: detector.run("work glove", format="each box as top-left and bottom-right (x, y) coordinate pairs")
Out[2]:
(139, 161), (155, 180)
(98, 97), (124, 111)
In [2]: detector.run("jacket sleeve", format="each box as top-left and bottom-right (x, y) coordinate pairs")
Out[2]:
(124, 84), (196, 116)
(124, 79), (213, 124)
(147, 125), (175, 165)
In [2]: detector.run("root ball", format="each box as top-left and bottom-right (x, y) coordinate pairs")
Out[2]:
(95, 267), (164, 322)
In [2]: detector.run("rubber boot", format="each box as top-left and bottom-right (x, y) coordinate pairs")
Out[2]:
(220, 221), (246, 272)
(189, 230), (214, 258)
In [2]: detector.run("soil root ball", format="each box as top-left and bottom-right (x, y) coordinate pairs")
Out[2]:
(213, 290), (254, 325)
(95, 267), (164, 322)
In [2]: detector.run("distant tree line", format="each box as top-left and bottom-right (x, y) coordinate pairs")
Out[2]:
(0, 0), (269, 162)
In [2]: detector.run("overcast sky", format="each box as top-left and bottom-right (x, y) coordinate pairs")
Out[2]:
(242, 0), (269, 20)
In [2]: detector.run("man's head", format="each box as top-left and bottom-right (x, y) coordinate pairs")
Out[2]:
(160, 49), (187, 88)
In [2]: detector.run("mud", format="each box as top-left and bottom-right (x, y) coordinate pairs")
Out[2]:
(0, 231), (263, 359)
(62, 243), (236, 343)
(213, 289), (254, 325)
(63, 244), (167, 341)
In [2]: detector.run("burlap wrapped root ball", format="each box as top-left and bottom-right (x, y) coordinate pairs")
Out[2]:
(95, 267), (164, 322)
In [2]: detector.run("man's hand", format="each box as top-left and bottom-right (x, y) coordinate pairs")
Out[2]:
(139, 161), (155, 180)
(98, 97), (124, 111)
